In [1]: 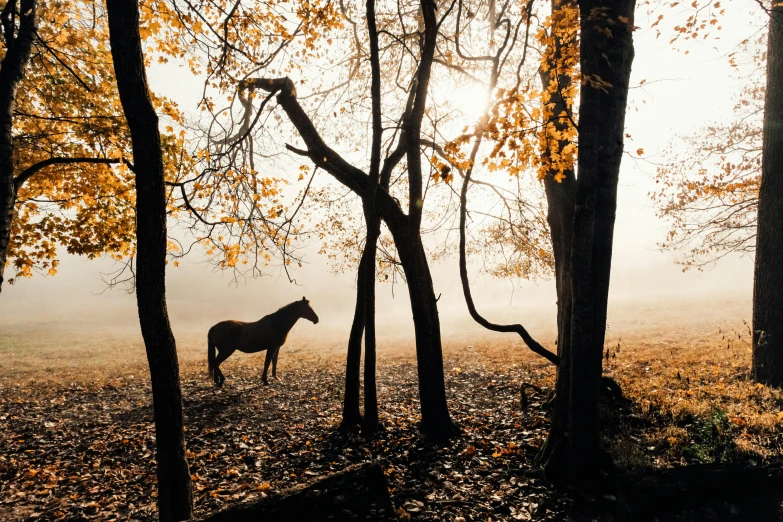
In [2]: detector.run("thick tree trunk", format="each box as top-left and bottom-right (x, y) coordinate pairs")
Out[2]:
(566, 0), (635, 482)
(394, 227), (459, 441)
(538, 175), (574, 468)
(753, 4), (783, 388)
(0, 0), (36, 295)
(394, 0), (458, 441)
(545, 0), (636, 483)
(0, 171), (12, 292)
(538, 175), (574, 471)
(105, 2), (193, 520)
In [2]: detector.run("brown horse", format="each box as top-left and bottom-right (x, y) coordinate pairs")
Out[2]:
(208, 297), (319, 387)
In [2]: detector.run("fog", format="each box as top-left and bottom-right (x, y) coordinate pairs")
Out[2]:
(0, 2), (763, 352)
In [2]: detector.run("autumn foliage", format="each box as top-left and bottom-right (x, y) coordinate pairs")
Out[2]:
(4, 1), (187, 283)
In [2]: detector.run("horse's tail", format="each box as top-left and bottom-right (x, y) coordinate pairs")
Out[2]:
(208, 330), (216, 380)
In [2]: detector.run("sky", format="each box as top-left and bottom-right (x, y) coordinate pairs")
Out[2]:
(0, 1), (766, 343)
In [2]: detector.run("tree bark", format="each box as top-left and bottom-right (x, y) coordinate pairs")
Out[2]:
(0, 0), (36, 294)
(538, 0), (577, 469)
(362, 213), (380, 433)
(545, 0), (636, 483)
(567, 0), (635, 481)
(753, 3), (783, 388)
(105, 2), (193, 520)
(380, 0), (459, 441)
(340, 249), (368, 432)
(394, 226), (460, 441)
(361, 0), (383, 435)
(341, 0), (384, 435)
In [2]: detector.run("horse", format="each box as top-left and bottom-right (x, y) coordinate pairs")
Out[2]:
(207, 297), (319, 387)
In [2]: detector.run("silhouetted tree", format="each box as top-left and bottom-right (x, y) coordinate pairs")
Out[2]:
(541, 0), (637, 484)
(0, 0), (35, 294)
(340, 0), (385, 436)
(753, 2), (783, 388)
(244, 0), (459, 442)
(105, 0), (193, 519)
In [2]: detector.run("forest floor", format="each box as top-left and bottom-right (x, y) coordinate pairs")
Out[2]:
(0, 319), (782, 521)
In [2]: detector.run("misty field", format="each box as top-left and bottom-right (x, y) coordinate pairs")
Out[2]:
(1, 296), (781, 521)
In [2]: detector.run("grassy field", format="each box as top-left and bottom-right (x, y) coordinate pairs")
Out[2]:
(0, 295), (781, 520)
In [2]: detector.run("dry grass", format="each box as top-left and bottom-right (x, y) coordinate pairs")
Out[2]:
(601, 325), (783, 470)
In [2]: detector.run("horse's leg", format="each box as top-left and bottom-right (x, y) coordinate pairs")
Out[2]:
(213, 347), (236, 388)
(262, 349), (274, 385)
(272, 347), (281, 381)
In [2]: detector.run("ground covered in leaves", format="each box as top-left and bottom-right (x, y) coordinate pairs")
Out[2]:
(0, 336), (782, 521)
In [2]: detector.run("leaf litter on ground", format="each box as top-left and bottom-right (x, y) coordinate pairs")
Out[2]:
(0, 341), (781, 521)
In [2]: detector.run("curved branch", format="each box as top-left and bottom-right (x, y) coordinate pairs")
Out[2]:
(14, 156), (124, 190)
(455, 16), (559, 365)
(239, 76), (408, 233)
(459, 157), (559, 365)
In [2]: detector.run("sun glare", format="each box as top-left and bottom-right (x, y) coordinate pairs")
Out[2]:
(449, 82), (490, 123)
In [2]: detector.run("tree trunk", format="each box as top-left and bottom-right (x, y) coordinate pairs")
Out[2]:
(753, 3), (783, 388)
(339, 212), (381, 434)
(0, 0), (36, 295)
(362, 213), (381, 434)
(340, 250), (368, 432)
(537, 0), (577, 469)
(105, 2), (193, 520)
(338, 0), (385, 435)
(545, 0), (636, 483)
(394, 227), (459, 441)
(394, 0), (458, 443)
(567, 0), (636, 481)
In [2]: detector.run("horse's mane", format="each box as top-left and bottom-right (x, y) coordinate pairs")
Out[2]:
(273, 300), (302, 316)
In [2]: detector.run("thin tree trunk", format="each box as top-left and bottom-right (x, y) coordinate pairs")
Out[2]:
(394, 0), (458, 442)
(360, 0), (382, 435)
(394, 228), (459, 441)
(340, 212), (381, 435)
(340, 252), (367, 432)
(537, 0), (577, 469)
(0, 0), (36, 295)
(105, 1), (193, 519)
(753, 3), (783, 388)
(455, 32), (558, 367)
(560, 0), (636, 483)
(362, 213), (380, 433)
(538, 168), (573, 470)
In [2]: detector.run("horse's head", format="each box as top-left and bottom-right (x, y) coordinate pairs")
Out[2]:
(300, 297), (319, 324)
